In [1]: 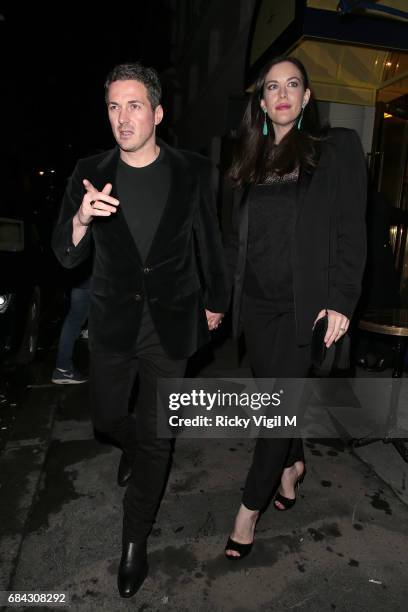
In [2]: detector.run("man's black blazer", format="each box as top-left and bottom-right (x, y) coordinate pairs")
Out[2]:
(226, 128), (367, 345)
(52, 140), (229, 359)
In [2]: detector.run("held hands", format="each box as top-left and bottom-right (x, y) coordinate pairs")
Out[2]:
(206, 310), (224, 331)
(76, 179), (119, 226)
(314, 309), (350, 348)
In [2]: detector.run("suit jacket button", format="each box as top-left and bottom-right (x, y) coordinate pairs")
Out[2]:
(134, 293), (142, 302)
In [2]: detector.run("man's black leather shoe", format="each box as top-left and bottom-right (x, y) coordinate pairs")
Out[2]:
(117, 541), (148, 598)
(117, 453), (132, 487)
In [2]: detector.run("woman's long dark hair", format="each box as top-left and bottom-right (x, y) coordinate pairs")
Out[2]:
(229, 56), (327, 187)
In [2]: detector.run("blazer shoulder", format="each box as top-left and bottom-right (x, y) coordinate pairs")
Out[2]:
(182, 149), (212, 168)
(159, 141), (211, 175)
(326, 127), (361, 147)
(75, 148), (117, 173)
(320, 128), (364, 167)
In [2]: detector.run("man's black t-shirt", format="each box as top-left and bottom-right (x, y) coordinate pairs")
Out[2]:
(116, 148), (170, 263)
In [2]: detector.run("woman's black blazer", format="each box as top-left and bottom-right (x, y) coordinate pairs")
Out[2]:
(226, 127), (367, 345)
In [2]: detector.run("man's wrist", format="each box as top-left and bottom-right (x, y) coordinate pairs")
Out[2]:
(74, 211), (92, 227)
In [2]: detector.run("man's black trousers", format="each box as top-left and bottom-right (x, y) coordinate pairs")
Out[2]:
(89, 305), (187, 544)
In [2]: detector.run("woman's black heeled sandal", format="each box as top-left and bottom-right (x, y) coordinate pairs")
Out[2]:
(274, 471), (305, 511)
(274, 491), (297, 510)
(224, 536), (253, 560)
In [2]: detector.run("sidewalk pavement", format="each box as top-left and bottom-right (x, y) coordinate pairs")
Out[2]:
(1, 339), (408, 611)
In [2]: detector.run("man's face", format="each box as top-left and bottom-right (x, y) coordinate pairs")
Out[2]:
(107, 79), (163, 153)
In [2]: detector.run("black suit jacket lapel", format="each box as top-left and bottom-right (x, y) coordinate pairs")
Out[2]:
(295, 165), (312, 230)
(96, 147), (143, 264)
(237, 185), (252, 278)
(96, 147), (120, 198)
(295, 142), (324, 230)
(145, 143), (193, 264)
(230, 185), (253, 334)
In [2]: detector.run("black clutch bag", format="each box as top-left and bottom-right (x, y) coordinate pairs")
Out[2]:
(311, 314), (335, 374)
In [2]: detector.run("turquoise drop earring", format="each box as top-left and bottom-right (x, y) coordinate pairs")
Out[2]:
(297, 103), (306, 130)
(262, 108), (268, 136)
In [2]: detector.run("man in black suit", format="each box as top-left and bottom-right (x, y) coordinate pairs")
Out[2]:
(52, 62), (229, 598)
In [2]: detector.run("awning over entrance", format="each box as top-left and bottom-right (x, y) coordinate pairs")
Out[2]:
(246, 0), (408, 104)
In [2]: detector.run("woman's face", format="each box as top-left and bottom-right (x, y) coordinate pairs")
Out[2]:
(260, 61), (310, 130)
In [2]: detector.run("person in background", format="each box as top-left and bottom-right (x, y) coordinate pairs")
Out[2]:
(51, 271), (90, 384)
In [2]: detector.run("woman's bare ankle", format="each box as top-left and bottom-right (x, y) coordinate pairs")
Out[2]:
(240, 503), (260, 519)
(278, 461), (305, 500)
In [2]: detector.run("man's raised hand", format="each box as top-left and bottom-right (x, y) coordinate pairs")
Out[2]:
(76, 180), (119, 226)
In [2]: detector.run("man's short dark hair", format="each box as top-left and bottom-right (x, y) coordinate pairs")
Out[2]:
(104, 62), (162, 109)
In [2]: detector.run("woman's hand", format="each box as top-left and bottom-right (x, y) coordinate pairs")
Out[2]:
(206, 310), (224, 331)
(314, 309), (350, 348)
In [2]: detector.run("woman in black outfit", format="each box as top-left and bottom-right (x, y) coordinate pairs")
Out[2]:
(225, 56), (367, 559)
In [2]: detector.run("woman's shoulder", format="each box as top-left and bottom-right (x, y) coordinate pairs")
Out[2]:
(325, 127), (361, 148)
(318, 127), (363, 164)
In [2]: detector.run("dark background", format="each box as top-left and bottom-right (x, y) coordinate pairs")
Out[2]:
(0, 2), (173, 173)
